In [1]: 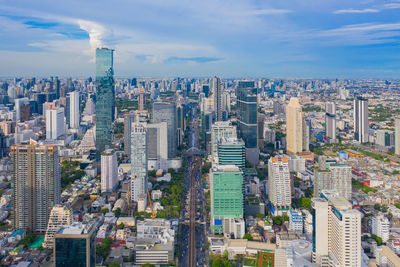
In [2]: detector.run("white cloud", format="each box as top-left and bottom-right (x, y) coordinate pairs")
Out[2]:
(333, 8), (379, 14)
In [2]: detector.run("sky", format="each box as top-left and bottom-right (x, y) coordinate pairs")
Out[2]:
(0, 0), (400, 78)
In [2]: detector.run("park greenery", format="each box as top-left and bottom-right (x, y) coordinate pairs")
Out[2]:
(210, 251), (233, 267)
(371, 234), (383, 246)
(153, 161), (187, 219)
(272, 215), (289, 225)
(61, 160), (85, 190)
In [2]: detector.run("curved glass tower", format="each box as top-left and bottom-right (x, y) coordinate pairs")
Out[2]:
(95, 48), (115, 158)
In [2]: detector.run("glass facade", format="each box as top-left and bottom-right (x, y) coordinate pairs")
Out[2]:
(217, 140), (245, 170)
(212, 170), (243, 218)
(55, 235), (95, 267)
(95, 48), (115, 157)
(237, 81), (258, 149)
(152, 102), (177, 158)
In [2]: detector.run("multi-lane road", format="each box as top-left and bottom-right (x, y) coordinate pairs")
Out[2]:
(177, 107), (208, 267)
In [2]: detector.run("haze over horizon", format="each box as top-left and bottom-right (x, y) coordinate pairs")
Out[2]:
(1, 0), (400, 78)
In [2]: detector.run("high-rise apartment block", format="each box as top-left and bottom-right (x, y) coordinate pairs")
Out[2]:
(11, 144), (60, 233)
(312, 190), (361, 267)
(268, 155), (291, 215)
(354, 96), (368, 143)
(314, 163), (352, 200)
(95, 48), (115, 155)
(101, 149), (118, 193)
(286, 97), (303, 154)
(131, 123), (148, 202)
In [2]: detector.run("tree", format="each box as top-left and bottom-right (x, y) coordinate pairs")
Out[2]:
(108, 262), (120, 267)
(114, 207), (121, 217)
(101, 208), (109, 214)
(300, 197), (312, 211)
(141, 264), (155, 267)
(243, 233), (252, 240)
(255, 213), (264, 219)
(18, 233), (37, 247)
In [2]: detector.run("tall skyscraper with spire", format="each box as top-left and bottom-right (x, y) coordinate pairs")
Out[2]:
(286, 97), (303, 154)
(95, 48), (115, 157)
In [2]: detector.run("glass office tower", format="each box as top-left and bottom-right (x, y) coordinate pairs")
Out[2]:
(95, 48), (115, 157)
(152, 102), (177, 158)
(237, 81), (258, 165)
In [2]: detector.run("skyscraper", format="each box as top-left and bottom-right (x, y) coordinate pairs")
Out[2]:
(210, 165), (244, 238)
(286, 97), (303, 154)
(11, 144), (60, 233)
(146, 122), (168, 166)
(95, 48), (115, 156)
(213, 77), (222, 121)
(354, 96), (368, 143)
(101, 149), (118, 193)
(46, 107), (65, 140)
(131, 123), (148, 202)
(138, 88), (145, 111)
(325, 102), (336, 142)
(124, 112), (135, 159)
(69, 91), (80, 129)
(312, 190), (361, 267)
(302, 117), (311, 151)
(268, 155), (291, 216)
(153, 102), (177, 159)
(395, 118), (400, 155)
(237, 81), (258, 165)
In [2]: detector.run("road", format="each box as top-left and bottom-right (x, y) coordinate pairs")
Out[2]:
(177, 106), (208, 267)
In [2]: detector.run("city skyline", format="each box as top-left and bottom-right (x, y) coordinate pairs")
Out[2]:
(0, 0), (399, 78)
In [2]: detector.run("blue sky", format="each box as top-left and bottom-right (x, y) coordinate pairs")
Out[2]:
(0, 0), (400, 78)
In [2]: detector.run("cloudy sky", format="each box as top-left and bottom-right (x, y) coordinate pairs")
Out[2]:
(0, 0), (400, 78)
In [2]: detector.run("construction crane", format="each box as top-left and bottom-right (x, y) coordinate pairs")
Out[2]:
(147, 189), (156, 219)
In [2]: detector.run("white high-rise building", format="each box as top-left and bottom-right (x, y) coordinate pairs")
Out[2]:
(325, 102), (336, 142)
(211, 121), (237, 158)
(371, 214), (390, 243)
(354, 97), (368, 143)
(101, 149), (118, 193)
(69, 91), (80, 129)
(288, 210), (303, 232)
(43, 205), (72, 248)
(46, 107), (65, 140)
(268, 155), (291, 216)
(312, 190), (362, 267)
(131, 123), (148, 202)
(395, 118), (400, 155)
(286, 98), (303, 154)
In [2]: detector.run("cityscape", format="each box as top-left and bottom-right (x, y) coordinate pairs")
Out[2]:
(1, 1), (400, 267)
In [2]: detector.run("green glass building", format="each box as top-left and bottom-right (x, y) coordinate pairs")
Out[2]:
(217, 138), (245, 170)
(95, 48), (115, 158)
(211, 165), (243, 233)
